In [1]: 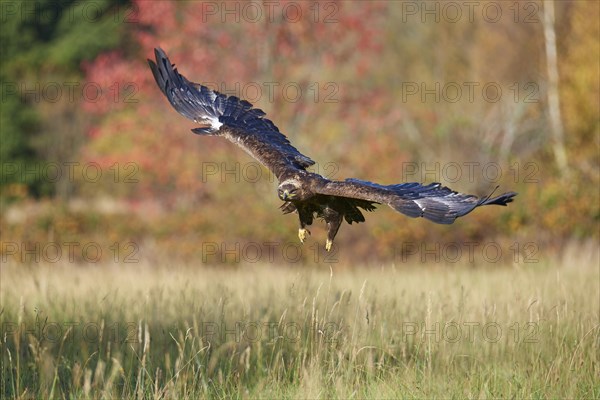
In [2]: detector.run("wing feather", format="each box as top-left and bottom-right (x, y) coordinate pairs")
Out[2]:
(148, 48), (314, 179)
(317, 178), (517, 224)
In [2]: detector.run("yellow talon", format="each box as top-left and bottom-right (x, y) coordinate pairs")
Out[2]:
(298, 228), (309, 243)
(325, 239), (333, 252)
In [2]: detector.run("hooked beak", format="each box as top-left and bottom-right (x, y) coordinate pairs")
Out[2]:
(280, 189), (296, 201)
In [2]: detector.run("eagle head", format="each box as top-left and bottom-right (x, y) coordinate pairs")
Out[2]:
(278, 179), (304, 201)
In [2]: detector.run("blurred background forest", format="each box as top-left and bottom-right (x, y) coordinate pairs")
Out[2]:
(1, 0), (598, 265)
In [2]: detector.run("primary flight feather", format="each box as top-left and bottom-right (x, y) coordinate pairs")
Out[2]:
(148, 48), (517, 251)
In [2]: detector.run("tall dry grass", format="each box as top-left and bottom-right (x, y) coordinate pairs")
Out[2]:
(1, 243), (598, 398)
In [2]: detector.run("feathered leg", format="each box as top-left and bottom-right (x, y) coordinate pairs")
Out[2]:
(324, 209), (343, 251)
(296, 206), (312, 244)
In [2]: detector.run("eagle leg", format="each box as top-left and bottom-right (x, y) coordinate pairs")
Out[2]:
(297, 206), (313, 244)
(298, 228), (311, 243)
(324, 209), (343, 252)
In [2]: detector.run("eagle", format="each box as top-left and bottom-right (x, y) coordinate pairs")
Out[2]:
(148, 48), (517, 251)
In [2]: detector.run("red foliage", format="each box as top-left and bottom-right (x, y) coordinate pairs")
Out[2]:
(81, 1), (388, 203)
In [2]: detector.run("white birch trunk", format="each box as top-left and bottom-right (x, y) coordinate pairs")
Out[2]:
(543, 0), (569, 177)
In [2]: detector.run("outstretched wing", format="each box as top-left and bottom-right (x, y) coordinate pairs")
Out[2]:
(148, 48), (314, 179)
(316, 178), (517, 224)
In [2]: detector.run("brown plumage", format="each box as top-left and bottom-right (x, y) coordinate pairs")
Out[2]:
(148, 48), (517, 251)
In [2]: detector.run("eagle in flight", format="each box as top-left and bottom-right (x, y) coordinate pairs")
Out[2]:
(148, 48), (517, 251)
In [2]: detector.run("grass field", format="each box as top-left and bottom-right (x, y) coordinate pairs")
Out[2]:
(1, 245), (598, 399)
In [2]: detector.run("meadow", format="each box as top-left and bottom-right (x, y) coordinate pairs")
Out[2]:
(2, 1), (598, 398)
(1, 243), (598, 399)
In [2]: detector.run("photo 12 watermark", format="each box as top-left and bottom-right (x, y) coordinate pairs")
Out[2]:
(2, 320), (140, 345)
(398, 321), (539, 344)
(200, 1), (339, 24)
(201, 240), (339, 264)
(1, 241), (140, 264)
(398, 1), (541, 24)
(1, 161), (139, 185)
(199, 161), (339, 184)
(0, 2), (139, 24)
(400, 161), (539, 184)
(399, 81), (539, 104)
(395, 241), (539, 264)
(2, 81), (139, 105)
(202, 81), (339, 104)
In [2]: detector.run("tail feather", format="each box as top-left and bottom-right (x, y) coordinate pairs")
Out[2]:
(476, 187), (518, 207)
